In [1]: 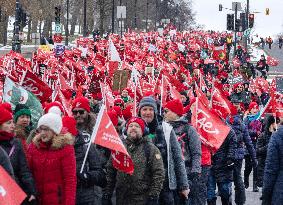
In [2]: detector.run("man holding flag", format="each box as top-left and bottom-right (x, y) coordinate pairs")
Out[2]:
(102, 117), (165, 205)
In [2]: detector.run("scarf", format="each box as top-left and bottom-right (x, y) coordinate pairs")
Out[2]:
(0, 131), (14, 141)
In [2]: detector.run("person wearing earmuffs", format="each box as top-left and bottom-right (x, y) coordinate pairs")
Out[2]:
(102, 117), (165, 205)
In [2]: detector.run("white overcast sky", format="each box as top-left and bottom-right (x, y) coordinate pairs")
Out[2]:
(193, 0), (283, 37)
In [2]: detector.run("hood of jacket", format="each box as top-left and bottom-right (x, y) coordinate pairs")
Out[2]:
(167, 117), (188, 128)
(33, 133), (75, 150)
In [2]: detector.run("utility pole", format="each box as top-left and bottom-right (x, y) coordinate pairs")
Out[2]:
(65, 0), (69, 45)
(83, 0), (87, 37)
(112, 0), (115, 33)
(246, 0), (250, 45)
(146, 0), (149, 32)
(233, 3), (238, 57)
(12, 0), (21, 53)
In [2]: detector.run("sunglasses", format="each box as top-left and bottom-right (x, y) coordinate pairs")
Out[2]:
(72, 110), (85, 115)
(164, 109), (169, 114)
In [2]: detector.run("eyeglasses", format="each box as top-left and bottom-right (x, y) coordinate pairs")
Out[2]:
(72, 110), (85, 115)
(164, 109), (169, 114)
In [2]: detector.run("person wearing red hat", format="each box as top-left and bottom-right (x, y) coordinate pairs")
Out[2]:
(0, 103), (37, 204)
(243, 102), (262, 192)
(114, 98), (125, 109)
(72, 96), (109, 204)
(103, 117), (164, 205)
(164, 99), (202, 205)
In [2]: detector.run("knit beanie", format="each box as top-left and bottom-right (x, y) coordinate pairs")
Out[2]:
(164, 99), (184, 116)
(62, 116), (78, 136)
(138, 97), (158, 114)
(249, 102), (259, 111)
(0, 104), (13, 125)
(72, 97), (90, 112)
(44, 101), (64, 116)
(123, 104), (133, 120)
(37, 113), (62, 134)
(14, 104), (31, 122)
(126, 117), (146, 135)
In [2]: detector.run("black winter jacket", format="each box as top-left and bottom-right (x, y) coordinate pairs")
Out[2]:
(212, 129), (237, 183)
(0, 146), (14, 177)
(74, 133), (107, 204)
(0, 137), (36, 195)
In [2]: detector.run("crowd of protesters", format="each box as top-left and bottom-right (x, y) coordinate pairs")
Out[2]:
(0, 26), (283, 205)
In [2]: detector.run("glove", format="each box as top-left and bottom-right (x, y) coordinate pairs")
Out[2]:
(145, 197), (159, 205)
(101, 195), (112, 205)
(78, 171), (89, 184)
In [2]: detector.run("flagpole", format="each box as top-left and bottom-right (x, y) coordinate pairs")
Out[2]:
(159, 75), (164, 115)
(133, 84), (137, 116)
(256, 97), (272, 120)
(80, 104), (105, 173)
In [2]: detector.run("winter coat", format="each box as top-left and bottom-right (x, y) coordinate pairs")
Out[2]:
(168, 118), (202, 177)
(256, 130), (273, 185)
(76, 112), (110, 204)
(74, 132), (107, 205)
(0, 146), (14, 177)
(104, 136), (165, 205)
(211, 129), (237, 183)
(226, 115), (256, 161)
(15, 125), (31, 156)
(0, 134), (36, 196)
(152, 122), (189, 191)
(28, 133), (77, 205)
(262, 126), (283, 205)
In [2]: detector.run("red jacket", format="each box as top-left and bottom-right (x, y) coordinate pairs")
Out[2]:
(201, 144), (212, 166)
(28, 133), (76, 205)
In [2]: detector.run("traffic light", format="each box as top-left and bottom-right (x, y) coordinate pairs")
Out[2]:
(235, 19), (241, 32)
(240, 13), (246, 31)
(219, 4), (223, 11)
(266, 8), (270, 15)
(249, 14), (254, 28)
(227, 14), (234, 31)
(55, 6), (61, 23)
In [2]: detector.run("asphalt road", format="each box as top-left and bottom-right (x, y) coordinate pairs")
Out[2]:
(264, 43), (283, 75)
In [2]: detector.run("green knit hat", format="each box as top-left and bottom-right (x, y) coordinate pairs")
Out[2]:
(14, 104), (31, 122)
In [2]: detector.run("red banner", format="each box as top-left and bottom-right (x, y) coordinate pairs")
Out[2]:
(93, 106), (134, 175)
(211, 88), (232, 120)
(21, 70), (52, 102)
(0, 166), (26, 205)
(192, 98), (230, 151)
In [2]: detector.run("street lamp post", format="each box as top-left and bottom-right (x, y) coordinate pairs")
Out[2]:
(65, 0), (69, 45)
(83, 0), (87, 37)
(233, 3), (238, 57)
(12, 0), (21, 53)
(146, 0), (149, 32)
(112, 0), (115, 33)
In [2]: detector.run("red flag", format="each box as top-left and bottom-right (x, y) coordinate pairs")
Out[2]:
(93, 105), (134, 174)
(195, 85), (210, 106)
(57, 89), (72, 116)
(211, 88), (232, 119)
(21, 70), (52, 102)
(100, 82), (115, 111)
(267, 56), (279, 66)
(192, 98), (231, 151)
(0, 166), (27, 205)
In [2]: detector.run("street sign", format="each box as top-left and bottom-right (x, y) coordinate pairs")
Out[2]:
(232, 2), (242, 11)
(117, 6), (126, 19)
(55, 24), (62, 33)
(54, 43), (65, 56)
(243, 28), (251, 37)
